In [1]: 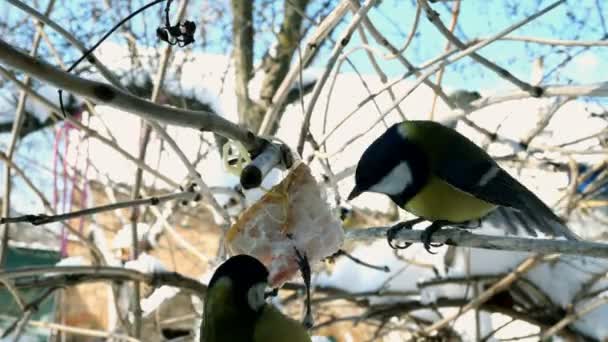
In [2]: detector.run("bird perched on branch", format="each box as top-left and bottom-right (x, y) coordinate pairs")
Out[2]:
(201, 254), (311, 342)
(348, 120), (579, 252)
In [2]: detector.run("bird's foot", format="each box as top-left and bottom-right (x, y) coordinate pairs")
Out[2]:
(420, 221), (449, 254)
(294, 247), (313, 329)
(387, 218), (425, 249)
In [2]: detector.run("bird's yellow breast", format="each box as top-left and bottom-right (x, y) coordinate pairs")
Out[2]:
(404, 176), (496, 222)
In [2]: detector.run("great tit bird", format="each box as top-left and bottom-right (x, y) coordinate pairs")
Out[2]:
(348, 121), (579, 251)
(201, 254), (311, 342)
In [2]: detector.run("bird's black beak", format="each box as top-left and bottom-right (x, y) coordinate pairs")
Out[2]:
(347, 185), (363, 201)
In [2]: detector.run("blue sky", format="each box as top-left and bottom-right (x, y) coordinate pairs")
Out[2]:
(342, 0), (608, 90)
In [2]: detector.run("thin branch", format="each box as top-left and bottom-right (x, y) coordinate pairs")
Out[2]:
(519, 97), (572, 148)
(19, 319), (140, 342)
(258, 0), (351, 135)
(541, 296), (608, 340)
(0, 152), (105, 264)
(470, 82), (608, 109)
(5, 0), (122, 87)
(0, 40), (252, 222)
(142, 194), (209, 264)
(327, 0), (564, 157)
(0, 278), (26, 311)
(353, 0), (454, 109)
(356, 0), (566, 133)
(296, 0), (377, 155)
(317, 46), (462, 148)
(495, 35), (608, 47)
(385, 3), (421, 59)
(429, 0), (460, 120)
(0, 190), (197, 226)
(419, 0), (545, 97)
(1, 0), (56, 266)
(1, 266), (207, 295)
(421, 255), (544, 336)
(2, 286), (58, 339)
(354, 28), (406, 120)
(346, 227), (608, 258)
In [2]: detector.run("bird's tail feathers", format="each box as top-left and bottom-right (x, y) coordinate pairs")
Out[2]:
(511, 187), (580, 241)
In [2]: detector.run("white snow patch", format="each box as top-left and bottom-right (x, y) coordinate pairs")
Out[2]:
(124, 252), (167, 274)
(56, 256), (89, 267)
(141, 285), (180, 317)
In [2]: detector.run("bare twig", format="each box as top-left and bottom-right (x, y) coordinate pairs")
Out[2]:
(1, 0), (55, 266)
(421, 255), (545, 336)
(0, 278), (26, 311)
(357, 0), (566, 134)
(419, 0), (546, 97)
(429, 0), (460, 119)
(0, 266), (207, 295)
(496, 35), (608, 47)
(469, 82), (608, 110)
(2, 286), (58, 340)
(19, 319), (140, 342)
(258, 0), (351, 135)
(297, 0), (377, 155)
(541, 296), (608, 340)
(520, 97), (573, 148)
(143, 197), (209, 264)
(6, 0), (123, 86)
(353, 0), (454, 108)
(0, 152), (104, 264)
(0, 190), (197, 226)
(385, 3), (421, 59)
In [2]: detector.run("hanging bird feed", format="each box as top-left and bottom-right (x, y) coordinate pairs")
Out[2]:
(225, 162), (344, 287)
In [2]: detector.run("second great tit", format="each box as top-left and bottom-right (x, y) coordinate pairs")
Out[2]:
(348, 120), (579, 251)
(201, 254), (311, 342)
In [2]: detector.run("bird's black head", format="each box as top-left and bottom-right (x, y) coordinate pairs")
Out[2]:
(208, 254), (269, 314)
(348, 123), (428, 206)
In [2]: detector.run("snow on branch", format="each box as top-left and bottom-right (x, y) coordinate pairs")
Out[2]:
(346, 227), (608, 258)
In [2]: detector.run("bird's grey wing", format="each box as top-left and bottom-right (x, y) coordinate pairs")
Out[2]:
(435, 158), (579, 240)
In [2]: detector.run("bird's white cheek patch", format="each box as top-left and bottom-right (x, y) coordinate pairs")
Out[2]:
(247, 282), (267, 311)
(369, 162), (412, 195)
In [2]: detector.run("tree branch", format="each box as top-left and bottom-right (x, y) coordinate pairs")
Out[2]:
(346, 227), (608, 258)
(230, 0), (255, 128)
(0, 266), (207, 296)
(496, 35), (608, 47)
(0, 38), (265, 154)
(254, 0), (311, 133)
